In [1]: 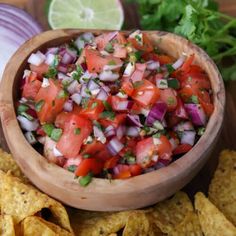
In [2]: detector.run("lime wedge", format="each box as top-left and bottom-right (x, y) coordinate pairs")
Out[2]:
(48, 0), (124, 30)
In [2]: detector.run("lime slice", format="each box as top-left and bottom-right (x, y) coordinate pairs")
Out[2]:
(48, 0), (124, 30)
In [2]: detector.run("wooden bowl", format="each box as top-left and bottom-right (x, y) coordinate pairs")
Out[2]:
(0, 29), (225, 211)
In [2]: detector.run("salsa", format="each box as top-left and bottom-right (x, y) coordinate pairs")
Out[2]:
(17, 31), (214, 186)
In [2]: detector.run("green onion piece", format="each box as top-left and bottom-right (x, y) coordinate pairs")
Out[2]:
(43, 124), (55, 136)
(189, 95), (199, 104)
(198, 127), (205, 136)
(74, 128), (81, 135)
(21, 112), (34, 121)
(68, 165), (77, 172)
(79, 173), (93, 186)
(35, 100), (45, 112)
(105, 42), (114, 53)
(57, 89), (68, 99)
(100, 111), (115, 120)
(102, 101), (112, 111)
(167, 78), (180, 89)
(17, 104), (29, 114)
(51, 128), (62, 141)
(83, 154), (91, 159)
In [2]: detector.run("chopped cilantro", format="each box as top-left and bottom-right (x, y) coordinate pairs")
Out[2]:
(85, 88), (92, 95)
(35, 100), (45, 112)
(105, 42), (114, 53)
(79, 173), (93, 186)
(17, 104), (29, 114)
(189, 95), (199, 104)
(167, 78), (180, 89)
(166, 64), (175, 74)
(81, 98), (89, 109)
(68, 165), (77, 172)
(100, 111), (115, 120)
(44, 67), (57, 79)
(135, 34), (142, 42)
(198, 127), (205, 136)
(42, 124), (54, 137)
(74, 128), (81, 135)
(91, 101), (98, 109)
(51, 128), (62, 141)
(102, 101), (112, 111)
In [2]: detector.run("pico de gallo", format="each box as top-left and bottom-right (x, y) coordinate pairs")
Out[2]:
(17, 31), (214, 186)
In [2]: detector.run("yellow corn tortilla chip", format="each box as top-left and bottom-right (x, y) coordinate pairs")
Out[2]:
(0, 215), (15, 236)
(150, 191), (194, 234)
(69, 209), (128, 236)
(122, 210), (159, 236)
(22, 216), (73, 236)
(195, 192), (236, 236)
(208, 150), (236, 226)
(169, 212), (202, 236)
(0, 171), (72, 233)
(0, 148), (27, 182)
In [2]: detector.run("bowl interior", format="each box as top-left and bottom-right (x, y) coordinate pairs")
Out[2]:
(0, 29), (225, 211)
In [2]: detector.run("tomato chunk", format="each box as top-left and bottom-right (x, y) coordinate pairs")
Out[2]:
(80, 99), (104, 120)
(160, 88), (178, 112)
(30, 63), (49, 78)
(56, 114), (92, 158)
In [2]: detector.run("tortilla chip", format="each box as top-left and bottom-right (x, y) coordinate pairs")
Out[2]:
(0, 171), (72, 233)
(0, 148), (27, 182)
(195, 192), (236, 236)
(208, 150), (236, 226)
(150, 191), (194, 234)
(22, 216), (57, 236)
(69, 209), (128, 236)
(122, 210), (158, 236)
(0, 215), (15, 236)
(169, 212), (202, 236)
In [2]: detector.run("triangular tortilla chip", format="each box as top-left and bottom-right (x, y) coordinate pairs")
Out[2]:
(208, 150), (236, 225)
(0, 214), (15, 236)
(0, 171), (72, 233)
(150, 191), (194, 234)
(195, 192), (236, 236)
(0, 148), (27, 182)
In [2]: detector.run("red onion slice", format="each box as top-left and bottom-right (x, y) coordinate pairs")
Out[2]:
(127, 114), (143, 127)
(107, 137), (124, 155)
(27, 51), (45, 66)
(184, 104), (207, 126)
(126, 126), (140, 137)
(146, 102), (167, 126)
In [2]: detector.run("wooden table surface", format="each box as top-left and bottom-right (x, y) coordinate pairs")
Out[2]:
(1, 0), (236, 197)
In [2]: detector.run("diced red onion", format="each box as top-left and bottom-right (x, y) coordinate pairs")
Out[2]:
(67, 80), (79, 94)
(169, 138), (178, 151)
(123, 62), (135, 77)
(102, 85), (111, 93)
(27, 51), (45, 66)
(75, 37), (85, 50)
(87, 79), (100, 90)
(116, 100), (133, 111)
(71, 93), (82, 105)
(184, 104), (206, 126)
(100, 50), (110, 56)
(172, 55), (186, 70)
(116, 125), (126, 140)
(93, 126), (106, 144)
(24, 131), (37, 145)
(61, 51), (74, 64)
(104, 125), (116, 138)
(174, 121), (194, 132)
(107, 137), (124, 155)
(116, 92), (128, 99)
(99, 70), (119, 82)
(127, 114), (143, 127)
(46, 47), (59, 55)
(80, 70), (96, 83)
(91, 88), (101, 96)
(63, 100), (73, 112)
(58, 72), (73, 84)
(181, 131), (196, 146)
(146, 60), (160, 70)
(126, 126), (140, 137)
(17, 115), (39, 131)
(80, 83), (90, 97)
(58, 64), (68, 73)
(82, 32), (95, 42)
(146, 102), (167, 125)
(80, 62), (87, 71)
(96, 89), (108, 101)
(45, 53), (55, 66)
(53, 146), (63, 157)
(103, 64), (123, 71)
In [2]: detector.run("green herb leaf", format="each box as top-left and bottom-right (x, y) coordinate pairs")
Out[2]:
(51, 128), (62, 141)
(68, 165), (77, 172)
(44, 67), (57, 79)
(189, 95), (199, 104)
(167, 78), (180, 89)
(100, 111), (115, 120)
(102, 101), (112, 111)
(79, 173), (93, 186)
(166, 64), (175, 74)
(105, 42), (114, 53)
(35, 100), (45, 112)
(74, 128), (81, 135)
(57, 89), (68, 99)
(91, 101), (98, 109)
(17, 104), (29, 114)
(83, 154), (91, 159)
(42, 124), (55, 136)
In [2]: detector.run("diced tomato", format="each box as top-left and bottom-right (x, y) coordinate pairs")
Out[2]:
(159, 88), (178, 112)
(130, 63), (147, 83)
(131, 102), (143, 114)
(75, 157), (104, 176)
(113, 43), (127, 58)
(110, 96), (130, 111)
(173, 97), (189, 119)
(116, 32), (128, 45)
(180, 54), (195, 74)
(180, 75), (211, 90)
(129, 164), (142, 176)
(104, 156), (119, 169)
(22, 72), (42, 100)
(157, 55), (174, 65)
(179, 86), (197, 103)
(158, 135), (172, 160)
(121, 80), (134, 96)
(131, 79), (160, 107)
(85, 48), (122, 73)
(35, 79), (67, 123)
(56, 114), (92, 158)
(81, 140), (110, 161)
(113, 164), (131, 179)
(99, 114), (127, 128)
(30, 63), (49, 78)
(173, 144), (192, 155)
(80, 99), (104, 120)
(198, 90), (214, 116)
(166, 113), (182, 128)
(128, 33), (153, 52)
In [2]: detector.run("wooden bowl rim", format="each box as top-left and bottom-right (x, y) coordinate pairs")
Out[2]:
(0, 29), (225, 210)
